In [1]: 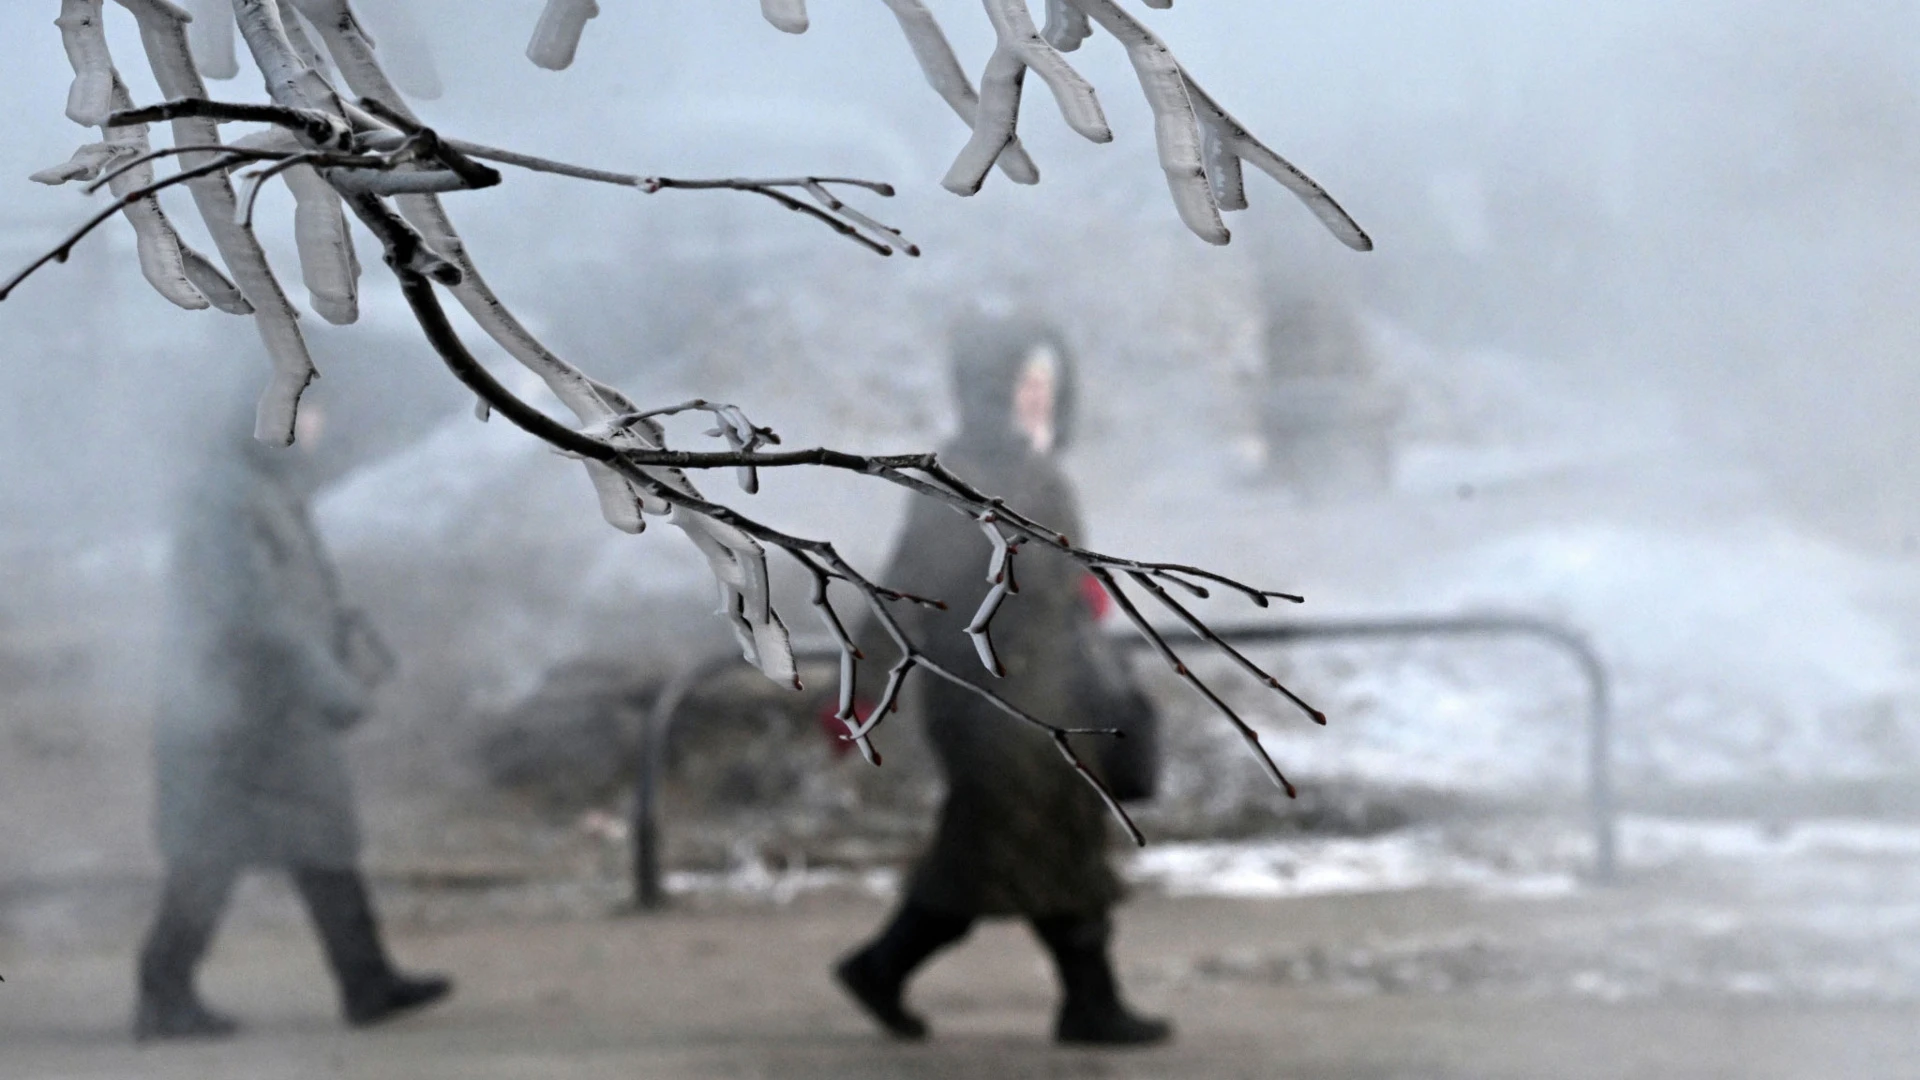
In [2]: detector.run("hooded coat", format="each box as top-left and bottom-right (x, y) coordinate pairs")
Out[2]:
(153, 430), (377, 869)
(876, 317), (1123, 918)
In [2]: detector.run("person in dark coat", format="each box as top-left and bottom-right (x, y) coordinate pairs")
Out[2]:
(834, 315), (1171, 1046)
(134, 402), (451, 1041)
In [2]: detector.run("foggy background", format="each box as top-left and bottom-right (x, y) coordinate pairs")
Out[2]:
(4, 0), (1920, 1056)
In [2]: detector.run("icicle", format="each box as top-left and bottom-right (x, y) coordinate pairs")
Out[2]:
(1067, 0), (1224, 244)
(1070, 0), (1370, 250)
(281, 163), (361, 325)
(184, 0), (239, 78)
(526, 0), (600, 70)
(945, 0), (1111, 195)
(878, 0), (1039, 184)
(983, 0), (1107, 141)
(56, 0), (115, 128)
(29, 142), (130, 185)
(115, 0), (322, 444)
(1043, 0), (1092, 51)
(760, 0), (808, 35)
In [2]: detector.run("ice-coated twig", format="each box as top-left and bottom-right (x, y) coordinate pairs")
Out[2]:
(0, 153), (247, 302)
(802, 562), (880, 765)
(348, 206), (1144, 828)
(47, 8), (222, 313)
(100, 78), (219, 310)
(611, 398), (783, 494)
(943, 0), (1112, 198)
(1043, 0), (1093, 52)
(280, 162), (361, 323)
(12, 0), (1362, 843)
(743, 0), (1366, 247)
(1066, 0), (1223, 241)
(30, 141), (134, 186)
(1071, 0), (1372, 250)
(110, 0), (323, 445)
(965, 578), (1012, 677)
(761, 0), (808, 35)
(77, 142), (277, 194)
(801, 181), (921, 257)
(645, 176), (916, 257)
(184, 0), (239, 79)
(233, 152), (320, 228)
(527, 0), (600, 69)
(57, 0), (116, 128)
(879, 0), (1040, 184)
(985, 0), (1111, 140)
(274, 0), (331, 77)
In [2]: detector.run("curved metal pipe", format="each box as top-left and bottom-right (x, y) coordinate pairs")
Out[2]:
(630, 613), (1615, 910)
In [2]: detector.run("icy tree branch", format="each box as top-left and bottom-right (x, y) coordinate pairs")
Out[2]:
(5, 0), (1367, 842)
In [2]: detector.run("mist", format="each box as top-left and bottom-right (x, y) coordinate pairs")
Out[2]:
(4, 2), (1920, 1075)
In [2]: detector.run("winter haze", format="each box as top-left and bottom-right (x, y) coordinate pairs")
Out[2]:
(3, 2), (1920, 1074)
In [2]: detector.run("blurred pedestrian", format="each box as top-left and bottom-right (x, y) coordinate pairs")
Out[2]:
(134, 401), (451, 1041)
(833, 315), (1170, 1046)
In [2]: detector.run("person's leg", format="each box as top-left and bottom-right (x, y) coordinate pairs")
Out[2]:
(1030, 912), (1172, 1046)
(834, 902), (975, 1039)
(134, 861), (242, 1041)
(291, 866), (452, 1027)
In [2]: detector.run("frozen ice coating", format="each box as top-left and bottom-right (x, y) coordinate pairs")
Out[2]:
(109, 0), (319, 445)
(274, 0), (330, 76)
(184, 0), (239, 79)
(281, 163), (361, 325)
(11, 6), (1920, 1063)
(1071, 0), (1222, 242)
(56, 0), (116, 127)
(39, 7), (243, 314)
(11, 0), (1376, 847)
(982, 0), (1112, 145)
(760, 0), (808, 37)
(941, 0), (1111, 198)
(729, 0), (1370, 248)
(276, 0), (700, 538)
(100, 77), (214, 310)
(879, 0), (1040, 184)
(1043, 0), (1092, 52)
(526, 0), (601, 70)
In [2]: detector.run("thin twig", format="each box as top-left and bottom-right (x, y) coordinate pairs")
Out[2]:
(1091, 567), (1298, 798)
(0, 153), (248, 300)
(82, 143), (283, 195)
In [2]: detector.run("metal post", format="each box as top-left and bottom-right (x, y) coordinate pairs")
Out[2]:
(630, 659), (730, 911)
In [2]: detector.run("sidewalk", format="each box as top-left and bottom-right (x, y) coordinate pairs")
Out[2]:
(4, 890), (1916, 1080)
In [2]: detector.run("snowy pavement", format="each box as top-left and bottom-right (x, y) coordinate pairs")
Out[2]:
(6, 888), (1918, 1080)
(659, 812), (1920, 1006)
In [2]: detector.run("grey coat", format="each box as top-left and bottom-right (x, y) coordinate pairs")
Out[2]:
(154, 442), (379, 869)
(876, 317), (1122, 918)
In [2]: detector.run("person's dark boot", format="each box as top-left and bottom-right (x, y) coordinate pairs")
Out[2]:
(134, 863), (241, 1043)
(1033, 913), (1173, 1047)
(133, 993), (241, 1042)
(293, 867), (453, 1028)
(834, 902), (973, 1040)
(341, 971), (455, 1028)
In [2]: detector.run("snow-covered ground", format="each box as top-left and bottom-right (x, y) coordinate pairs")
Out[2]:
(655, 813), (1920, 1004)
(1155, 814), (1920, 1003)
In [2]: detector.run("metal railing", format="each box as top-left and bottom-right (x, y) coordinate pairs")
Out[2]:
(629, 613), (1613, 909)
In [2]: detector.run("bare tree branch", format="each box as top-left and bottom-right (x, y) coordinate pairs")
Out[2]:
(7, 3), (1368, 844)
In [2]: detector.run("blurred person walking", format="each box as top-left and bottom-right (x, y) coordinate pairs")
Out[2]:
(134, 402), (451, 1041)
(833, 315), (1170, 1046)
